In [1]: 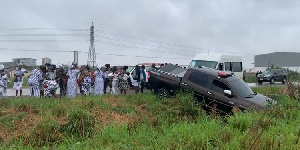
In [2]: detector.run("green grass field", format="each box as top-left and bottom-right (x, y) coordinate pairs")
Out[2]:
(0, 87), (299, 149)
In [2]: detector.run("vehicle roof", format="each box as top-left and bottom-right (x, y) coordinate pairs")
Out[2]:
(189, 67), (240, 79)
(192, 52), (242, 62)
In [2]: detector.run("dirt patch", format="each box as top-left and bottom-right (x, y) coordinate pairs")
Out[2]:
(136, 104), (147, 114)
(102, 96), (130, 108)
(15, 104), (39, 114)
(0, 108), (16, 116)
(0, 114), (40, 142)
(94, 109), (137, 126)
(55, 117), (68, 126)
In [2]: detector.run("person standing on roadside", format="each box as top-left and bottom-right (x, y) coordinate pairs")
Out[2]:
(93, 66), (106, 95)
(28, 66), (44, 98)
(119, 66), (130, 95)
(243, 70), (247, 81)
(132, 65), (140, 94)
(103, 64), (110, 94)
(66, 62), (85, 98)
(140, 65), (146, 93)
(56, 64), (67, 97)
(111, 66), (120, 95)
(13, 65), (24, 97)
(0, 64), (8, 98)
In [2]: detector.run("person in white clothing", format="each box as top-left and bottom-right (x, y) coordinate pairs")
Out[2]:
(0, 64), (8, 98)
(13, 66), (24, 97)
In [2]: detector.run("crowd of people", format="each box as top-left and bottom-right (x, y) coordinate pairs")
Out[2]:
(0, 62), (149, 98)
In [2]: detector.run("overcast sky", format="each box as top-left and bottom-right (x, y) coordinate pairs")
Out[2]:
(1, 0), (300, 68)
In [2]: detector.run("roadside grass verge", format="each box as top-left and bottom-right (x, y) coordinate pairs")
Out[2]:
(0, 89), (299, 149)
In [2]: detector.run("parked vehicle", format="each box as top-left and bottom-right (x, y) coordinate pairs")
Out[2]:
(149, 64), (276, 114)
(257, 69), (287, 84)
(189, 52), (243, 79)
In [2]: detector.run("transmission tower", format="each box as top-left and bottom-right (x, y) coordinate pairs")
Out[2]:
(87, 22), (96, 69)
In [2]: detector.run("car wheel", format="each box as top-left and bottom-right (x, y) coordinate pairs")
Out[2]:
(258, 81), (262, 85)
(282, 77), (287, 84)
(270, 78), (275, 84)
(156, 88), (170, 99)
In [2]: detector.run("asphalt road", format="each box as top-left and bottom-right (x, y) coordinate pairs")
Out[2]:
(3, 82), (299, 97)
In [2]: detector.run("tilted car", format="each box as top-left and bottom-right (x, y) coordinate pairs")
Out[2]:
(149, 64), (276, 114)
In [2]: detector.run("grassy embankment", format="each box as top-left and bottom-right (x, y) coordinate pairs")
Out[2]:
(0, 86), (300, 149)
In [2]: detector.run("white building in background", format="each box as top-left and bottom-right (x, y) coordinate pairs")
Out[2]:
(12, 58), (37, 66)
(254, 52), (300, 72)
(42, 57), (52, 65)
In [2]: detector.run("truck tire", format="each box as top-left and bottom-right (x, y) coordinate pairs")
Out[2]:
(282, 77), (286, 84)
(270, 77), (275, 84)
(157, 88), (170, 99)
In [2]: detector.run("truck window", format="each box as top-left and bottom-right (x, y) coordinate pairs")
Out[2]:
(188, 72), (209, 87)
(232, 62), (242, 72)
(211, 79), (230, 94)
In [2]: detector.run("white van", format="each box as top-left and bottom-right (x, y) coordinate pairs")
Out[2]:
(189, 53), (243, 78)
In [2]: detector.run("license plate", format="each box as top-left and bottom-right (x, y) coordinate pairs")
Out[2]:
(260, 78), (263, 80)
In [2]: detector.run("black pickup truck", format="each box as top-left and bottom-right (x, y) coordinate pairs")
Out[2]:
(149, 64), (276, 113)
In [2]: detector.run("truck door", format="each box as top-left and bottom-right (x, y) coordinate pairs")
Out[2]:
(181, 71), (213, 108)
(207, 79), (237, 114)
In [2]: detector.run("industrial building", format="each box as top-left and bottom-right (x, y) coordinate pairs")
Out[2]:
(12, 58), (37, 66)
(42, 57), (52, 65)
(254, 52), (300, 72)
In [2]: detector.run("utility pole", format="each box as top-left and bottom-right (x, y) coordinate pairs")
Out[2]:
(74, 50), (79, 64)
(87, 22), (96, 69)
(267, 59), (272, 69)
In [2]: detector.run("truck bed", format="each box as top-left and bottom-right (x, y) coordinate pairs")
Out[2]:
(149, 64), (187, 93)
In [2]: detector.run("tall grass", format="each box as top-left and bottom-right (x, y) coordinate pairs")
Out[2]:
(0, 90), (299, 149)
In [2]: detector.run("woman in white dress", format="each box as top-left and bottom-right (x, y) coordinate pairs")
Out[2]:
(66, 63), (85, 98)
(93, 66), (107, 95)
(13, 66), (24, 97)
(111, 66), (120, 95)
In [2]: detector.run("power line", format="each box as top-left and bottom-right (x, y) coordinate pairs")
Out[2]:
(95, 40), (195, 57)
(0, 28), (88, 31)
(96, 30), (256, 55)
(0, 48), (255, 61)
(0, 34), (89, 36)
(0, 48), (73, 52)
(0, 40), (88, 42)
(80, 51), (191, 60)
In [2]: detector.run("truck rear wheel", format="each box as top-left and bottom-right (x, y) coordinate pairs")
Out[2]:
(157, 88), (170, 99)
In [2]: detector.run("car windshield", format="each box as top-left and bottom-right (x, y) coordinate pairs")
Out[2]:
(262, 70), (271, 75)
(189, 60), (218, 69)
(226, 77), (255, 98)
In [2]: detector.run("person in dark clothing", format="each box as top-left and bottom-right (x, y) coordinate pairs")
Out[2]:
(243, 70), (246, 81)
(56, 64), (67, 97)
(140, 65), (146, 93)
(103, 64), (110, 94)
(151, 63), (157, 70)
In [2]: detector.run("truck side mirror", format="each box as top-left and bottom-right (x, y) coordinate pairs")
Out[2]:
(224, 90), (233, 97)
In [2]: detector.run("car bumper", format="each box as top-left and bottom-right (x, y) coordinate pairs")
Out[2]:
(257, 77), (271, 82)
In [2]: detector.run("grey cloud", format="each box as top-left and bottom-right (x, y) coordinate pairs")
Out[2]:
(1, 0), (300, 68)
